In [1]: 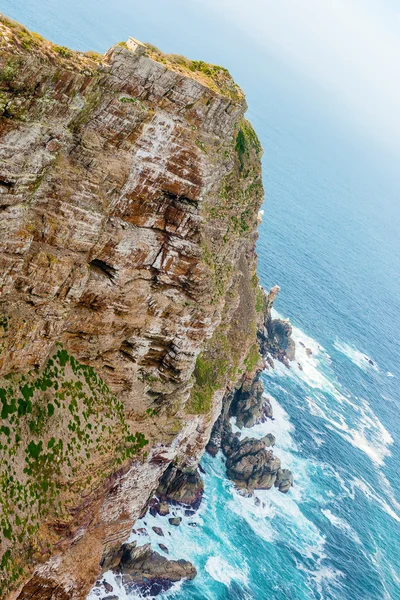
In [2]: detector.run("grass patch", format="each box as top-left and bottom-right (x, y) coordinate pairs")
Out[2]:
(244, 343), (260, 373)
(54, 46), (72, 58)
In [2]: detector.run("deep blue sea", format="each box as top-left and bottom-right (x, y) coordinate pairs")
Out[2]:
(2, 1), (399, 598)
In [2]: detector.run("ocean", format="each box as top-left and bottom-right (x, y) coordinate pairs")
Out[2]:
(2, 1), (399, 598)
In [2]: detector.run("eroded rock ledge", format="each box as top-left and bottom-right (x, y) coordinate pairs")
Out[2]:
(0, 15), (264, 599)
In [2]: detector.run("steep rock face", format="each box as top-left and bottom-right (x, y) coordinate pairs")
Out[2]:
(0, 16), (264, 599)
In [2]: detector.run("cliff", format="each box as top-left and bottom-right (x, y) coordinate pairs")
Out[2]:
(0, 15), (265, 598)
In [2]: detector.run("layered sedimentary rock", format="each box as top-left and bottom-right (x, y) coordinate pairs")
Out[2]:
(0, 16), (265, 599)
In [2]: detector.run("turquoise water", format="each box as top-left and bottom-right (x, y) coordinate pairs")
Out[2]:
(3, 1), (399, 598)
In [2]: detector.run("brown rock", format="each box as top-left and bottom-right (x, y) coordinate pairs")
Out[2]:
(116, 543), (196, 596)
(157, 501), (170, 517)
(0, 15), (264, 599)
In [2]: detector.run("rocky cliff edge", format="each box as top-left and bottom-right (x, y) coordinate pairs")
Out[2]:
(0, 15), (265, 599)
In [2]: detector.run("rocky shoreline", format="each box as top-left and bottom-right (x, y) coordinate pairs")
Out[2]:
(206, 285), (295, 495)
(91, 285), (297, 598)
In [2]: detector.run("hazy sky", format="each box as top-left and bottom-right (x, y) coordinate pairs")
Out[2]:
(1, 0), (399, 160)
(196, 0), (400, 159)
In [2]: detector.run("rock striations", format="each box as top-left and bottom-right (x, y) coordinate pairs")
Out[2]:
(0, 15), (266, 599)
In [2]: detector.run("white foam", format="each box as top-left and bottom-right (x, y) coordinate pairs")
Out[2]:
(311, 564), (345, 595)
(268, 314), (348, 402)
(233, 393), (296, 451)
(368, 541), (397, 600)
(377, 471), (400, 513)
(301, 369), (393, 467)
(309, 430), (325, 447)
(352, 477), (400, 523)
(228, 489), (276, 543)
(268, 317), (392, 470)
(321, 509), (362, 545)
(271, 309), (325, 359)
(319, 463), (355, 501)
(333, 339), (379, 372)
(205, 555), (248, 586)
(87, 571), (135, 600)
(320, 396), (393, 467)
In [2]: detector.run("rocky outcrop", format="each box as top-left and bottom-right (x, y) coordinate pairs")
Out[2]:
(225, 436), (281, 491)
(213, 381), (293, 494)
(156, 464), (204, 509)
(0, 15), (264, 599)
(207, 387), (292, 495)
(230, 374), (273, 428)
(206, 284), (294, 495)
(258, 286), (296, 366)
(113, 542), (196, 596)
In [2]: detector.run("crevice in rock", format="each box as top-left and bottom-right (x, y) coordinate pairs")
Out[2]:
(0, 179), (14, 189)
(162, 189), (199, 208)
(88, 258), (118, 281)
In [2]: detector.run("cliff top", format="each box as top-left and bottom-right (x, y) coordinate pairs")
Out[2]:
(0, 13), (245, 102)
(136, 43), (245, 103)
(0, 14), (103, 73)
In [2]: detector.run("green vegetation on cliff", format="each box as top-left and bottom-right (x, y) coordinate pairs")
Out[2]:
(0, 14), (264, 597)
(144, 44), (244, 102)
(0, 343), (147, 594)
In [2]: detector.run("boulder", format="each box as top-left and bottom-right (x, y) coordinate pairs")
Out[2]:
(152, 527), (164, 537)
(225, 436), (281, 491)
(261, 433), (275, 447)
(103, 581), (113, 593)
(274, 468), (293, 493)
(157, 501), (170, 516)
(230, 377), (271, 429)
(168, 517), (182, 526)
(157, 465), (204, 509)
